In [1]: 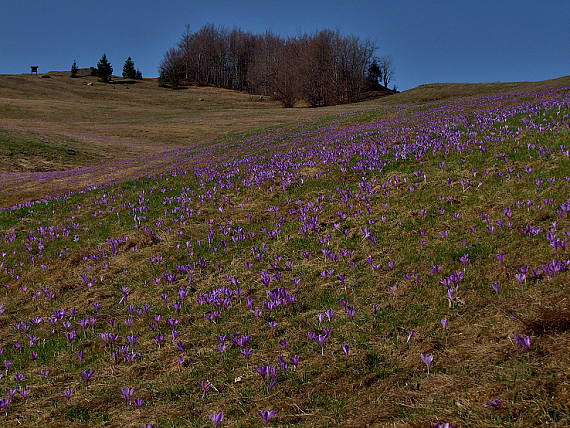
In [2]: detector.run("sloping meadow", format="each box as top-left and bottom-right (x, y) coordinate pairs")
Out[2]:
(0, 86), (568, 426)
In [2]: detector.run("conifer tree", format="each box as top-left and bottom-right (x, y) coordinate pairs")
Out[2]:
(70, 60), (78, 78)
(97, 54), (113, 82)
(158, 70), (167, 87)
(169, 71), (179, 89)
(122, 57), (136, 79)
(367, 58), (381, 84)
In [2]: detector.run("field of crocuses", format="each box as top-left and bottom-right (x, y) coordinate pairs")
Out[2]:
(0, 85), (568, 427)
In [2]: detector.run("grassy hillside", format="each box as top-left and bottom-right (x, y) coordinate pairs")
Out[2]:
(1, 72), (568, 210)
(385, 76), (570, 104)
(0, 75), (568, 427)
(0, 70), (391, 171)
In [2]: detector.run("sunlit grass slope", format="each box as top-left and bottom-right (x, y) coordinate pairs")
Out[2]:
(0, 77), (568, 427)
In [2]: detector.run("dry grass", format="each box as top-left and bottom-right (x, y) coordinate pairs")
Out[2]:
(0, 73), (567, 427)
(0, 70), (389, 165)
(1, 71), (568, 208)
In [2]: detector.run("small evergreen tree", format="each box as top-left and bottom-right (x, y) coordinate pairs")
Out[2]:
(367, 58), (381, 84)
(158, 71), (167, 87)
(70, 60), (79, 78)
(169, 71), (179, 89)
(135, 69), (143, 80)
(97, 54), (113, 82)
(122, 57), (136, 79)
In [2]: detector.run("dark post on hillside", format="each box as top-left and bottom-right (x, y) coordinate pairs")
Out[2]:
(31, 66), (38, 75)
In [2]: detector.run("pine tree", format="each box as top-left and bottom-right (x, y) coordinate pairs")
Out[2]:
(169, 71), (179, 89)
(367, 58), (381, 84)
(158, 71), (167, 87)
(122, 57), (136, 79)
(70, 60), (79, 78)
(97, 54), (113, 83)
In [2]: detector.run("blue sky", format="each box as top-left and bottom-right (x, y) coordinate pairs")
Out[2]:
(1, 0), (568, 90)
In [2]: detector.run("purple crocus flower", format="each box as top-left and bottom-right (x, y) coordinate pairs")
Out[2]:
(0, 397), (10, 415)
(81, 367), (95, 387)
(514, 272), (526, 285)
(420, 353), (434, 374)
(492, 282), (500, 297)
(486, 399), (502, 408)
(18, 386), (30, 399)
(258, 410), (277, 427)
(342, 344), (349, 355)
(447, 288), (455, 306)
(406, 330), (415, 343)
(6, 388), (16, 399)
(241, 348), (253, 362)
(208, 411), (224, 428)
(315, 334), (328, 355)
(121, 387), (135, 404)
(198, 380), (212, 398)
(133, 398), (144, 408)
(289, 355), (300, 369)
(514, 333), (531, 352)
(441, 319), (448, 331)
(459, 253), (469, 268)
(62, 388), (74, 403)
(494, 253), (505, 264)
(346, 305), (355, 321)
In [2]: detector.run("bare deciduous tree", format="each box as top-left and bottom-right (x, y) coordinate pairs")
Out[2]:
(378, 55), (395, 88)
(160, 24), (381, 106)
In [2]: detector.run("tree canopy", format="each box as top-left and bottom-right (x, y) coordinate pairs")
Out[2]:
(160, 25), (384, 107)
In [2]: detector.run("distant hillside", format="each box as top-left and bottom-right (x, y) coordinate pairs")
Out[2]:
(0, 71), (568, 207)
(387, 76), (570, 104)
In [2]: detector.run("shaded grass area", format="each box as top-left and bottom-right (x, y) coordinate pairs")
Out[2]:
(0, 127), (99, 172)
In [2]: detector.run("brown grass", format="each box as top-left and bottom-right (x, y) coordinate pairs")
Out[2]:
(1, 71), (568, 208)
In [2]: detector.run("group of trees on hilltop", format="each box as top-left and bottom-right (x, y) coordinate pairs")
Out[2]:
(70, 56), (142, 82)
(159, 25), (395, 107)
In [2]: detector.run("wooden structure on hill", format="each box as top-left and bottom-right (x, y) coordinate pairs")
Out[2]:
(30, 66), (38, 75)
